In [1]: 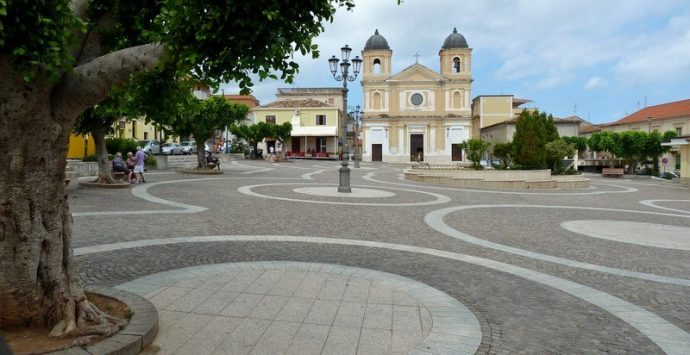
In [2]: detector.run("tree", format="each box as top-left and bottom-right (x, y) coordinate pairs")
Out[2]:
(230, 122), (272, 159)
(458, 139), (490, 170)
(492, 142), (513, 169)
(0, 0), (357, 339)
(562, 136), (587, 157)
(588, 131), (622, 168)
(73, 102), (120, 184)
(171, 96), (248, 168)
(646, 130), (678, 175)
(512, 110), (551, 169)
(545, 139), (575, 173)
(270, 122), (293, 160)
(619, 131), (648, 174)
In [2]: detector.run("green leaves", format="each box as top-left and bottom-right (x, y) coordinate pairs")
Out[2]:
(1, 0), (83, 81)
(512, 109), (557, 169)
(458, 139), (489, 169)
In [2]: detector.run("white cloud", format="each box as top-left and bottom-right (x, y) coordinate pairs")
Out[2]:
(585, 77), (607, 90)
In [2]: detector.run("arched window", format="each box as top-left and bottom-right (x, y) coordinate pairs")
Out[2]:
(452, 91), (462, 108)
(373, 58), (382, 74)
(373, 92), (382, 110)
(452, 57), (461, 73)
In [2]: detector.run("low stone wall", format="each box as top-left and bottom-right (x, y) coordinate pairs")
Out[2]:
(405, 168), (589, 190)
(153, 155), (199, 169)
(66, 160), (99, 177)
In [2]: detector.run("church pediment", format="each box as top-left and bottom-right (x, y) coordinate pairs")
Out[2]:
(389, 63), (443, 82)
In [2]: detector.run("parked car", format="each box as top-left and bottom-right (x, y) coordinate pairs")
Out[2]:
(161, 142), (182, 155)
(139, 140), (161, 155)
(179, 141), (197, 155)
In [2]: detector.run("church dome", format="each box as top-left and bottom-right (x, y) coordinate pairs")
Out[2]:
(442, 27), (468, 49)
(364, 29), (390, 50)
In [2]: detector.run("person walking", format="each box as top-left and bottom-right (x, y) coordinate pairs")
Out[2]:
(134, 147), (148, 183)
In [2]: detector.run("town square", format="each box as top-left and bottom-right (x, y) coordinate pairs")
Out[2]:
(1, 0), (689, 354)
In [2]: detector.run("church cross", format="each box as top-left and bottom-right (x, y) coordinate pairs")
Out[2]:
(414, 53), (421, 63)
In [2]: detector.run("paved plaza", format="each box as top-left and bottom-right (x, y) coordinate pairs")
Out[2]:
(67, 160), (690, 354)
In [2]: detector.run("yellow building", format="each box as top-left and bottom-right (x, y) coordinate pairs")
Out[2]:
(66, 133), (96, 159)
(360, 28), (472, 162)
(471, 95), (532, 139)
(253, 88), (343, 155)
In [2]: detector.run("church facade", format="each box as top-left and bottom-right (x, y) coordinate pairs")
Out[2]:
(360, 28), (473, 162)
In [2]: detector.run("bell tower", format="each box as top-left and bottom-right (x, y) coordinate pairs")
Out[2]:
(439, 27), (472, 78)
(361, 29), (392, 80)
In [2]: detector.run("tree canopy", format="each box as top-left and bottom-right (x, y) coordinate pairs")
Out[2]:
(492, 142), (513, 169)
(512, 110), (558, 169)
(458, 139), (489, 170)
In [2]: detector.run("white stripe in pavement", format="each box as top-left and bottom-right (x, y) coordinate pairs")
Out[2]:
(639, 199), (690, 214)
(302, 169), (325, 180)
(72, 177), (300, 217)
(74, 235), (690, 354)
(425, 205), (690, 286)
(230, 161), (275, 174)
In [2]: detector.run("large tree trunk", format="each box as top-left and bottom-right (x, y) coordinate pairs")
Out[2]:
(0, 43), (162, 339)
(197, 148), (207, 169)
(92, 129), (117, 184)
(0, 60), (123, 341)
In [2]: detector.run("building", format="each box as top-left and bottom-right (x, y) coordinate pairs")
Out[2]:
(471, 95), (532, 139)
(584, 99), (690, 172)
(360, 28), (472, 162)
(223, 94), (260, 124)
(252, 88), (344, 155)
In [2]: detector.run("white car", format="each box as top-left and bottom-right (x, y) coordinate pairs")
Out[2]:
(180, 141), (197, 154)
(139, 140), (161, 155)
(161, 143), (182, 155)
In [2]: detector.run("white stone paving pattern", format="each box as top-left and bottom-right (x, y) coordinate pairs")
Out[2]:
(561, 220), (690, 251)
(293, 187), (397, 198)
(117, 261), (482, 355)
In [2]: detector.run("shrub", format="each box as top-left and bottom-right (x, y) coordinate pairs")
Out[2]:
(458, 139), (489, 170)
(145, 155), (157, 167)
(119, 139), (138, 156)
(105, 137), (123, 155)
(82, 154), (98, 162)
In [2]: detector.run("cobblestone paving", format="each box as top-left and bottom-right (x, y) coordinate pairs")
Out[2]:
(68, 159), (690, 354)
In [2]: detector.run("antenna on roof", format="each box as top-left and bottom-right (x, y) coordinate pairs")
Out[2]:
(573, 102), (577, 114)
(644, 96), (647, 108)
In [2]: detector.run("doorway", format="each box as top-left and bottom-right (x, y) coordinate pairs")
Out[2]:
(372, 144), (382, 161)
(452, 144), (463, 161)
(291, 138), (300, 153)
(410, 134), (424, 161)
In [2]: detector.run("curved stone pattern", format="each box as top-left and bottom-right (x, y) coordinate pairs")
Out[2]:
(116, 262), (482, 354)
(292, 187), (396, 198)
(425, 205), (690, 286)
(640, 199), (690, 214)
(562, 220), (690, 251)
(238, 183), (451, 206)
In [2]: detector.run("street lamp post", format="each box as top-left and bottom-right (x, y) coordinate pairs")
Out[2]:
(329, 45), (362, 193)
(350, 105), (363, 168)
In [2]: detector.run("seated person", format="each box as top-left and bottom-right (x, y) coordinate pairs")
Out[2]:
(112, 152), (133, 183)
(206, 150), (220, 168)
(126, 152), (136, 182)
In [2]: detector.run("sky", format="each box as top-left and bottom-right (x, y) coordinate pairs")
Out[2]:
(219, 0), (690, 124)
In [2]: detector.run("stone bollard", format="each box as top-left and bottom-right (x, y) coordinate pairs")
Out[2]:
(338, 161), (351, 193)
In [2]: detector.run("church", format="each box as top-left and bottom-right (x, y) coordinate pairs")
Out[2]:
(360, 28), (472, 163)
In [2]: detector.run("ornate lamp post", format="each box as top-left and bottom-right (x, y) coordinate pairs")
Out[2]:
(350, 105), (363, 168)
(329, 45), (362, 193)
(328, 45), (363, 162)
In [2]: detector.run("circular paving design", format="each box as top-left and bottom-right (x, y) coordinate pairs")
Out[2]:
(292, 187), (396, 198)
(237, 183), (451, 206)
(116, 261), (481, 354)
(561, 220), (690, 251)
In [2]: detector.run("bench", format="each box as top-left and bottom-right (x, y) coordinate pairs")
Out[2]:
(112, 171), (127, 181)
(602, 168), (624, 177)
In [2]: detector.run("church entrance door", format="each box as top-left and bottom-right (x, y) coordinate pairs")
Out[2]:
(372, 144), (382, 161)
(452, 143), (463, 161)
(410, 134), (424, 161)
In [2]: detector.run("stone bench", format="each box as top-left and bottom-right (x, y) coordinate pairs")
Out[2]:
(602, 168), (624, 177)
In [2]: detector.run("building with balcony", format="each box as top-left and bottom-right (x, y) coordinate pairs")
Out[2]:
(253, 89), (344, 157)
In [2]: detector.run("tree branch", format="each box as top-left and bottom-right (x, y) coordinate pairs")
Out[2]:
(53, 43), (166, 123)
